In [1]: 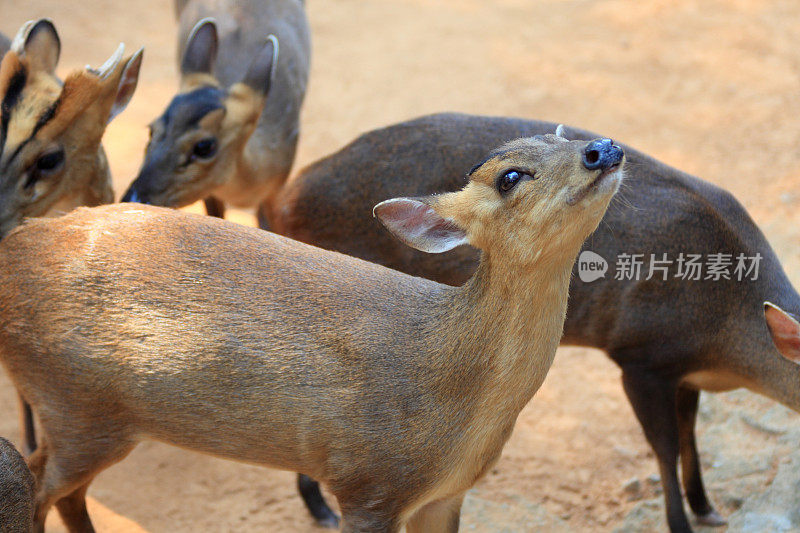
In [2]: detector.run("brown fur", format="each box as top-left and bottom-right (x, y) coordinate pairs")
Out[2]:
(0, 136), (620, 532)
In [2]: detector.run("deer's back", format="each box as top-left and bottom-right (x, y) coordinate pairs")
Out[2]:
(0, 204), (444, 378)
(0, 205), (479, 475)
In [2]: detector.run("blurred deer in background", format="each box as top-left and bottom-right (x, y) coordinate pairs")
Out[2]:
(0, 32), (10, 60)
(122, 0), (310, 227)
(0, 134), (622, 532)
(276, 113), (800, 533)
(0, 17), (143, 460)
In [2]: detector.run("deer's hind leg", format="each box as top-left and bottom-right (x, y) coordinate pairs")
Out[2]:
(55, 481), (94, 532)
(204, 196), (226, 219)
(298, 473), (340, 528)
(30, 414), (136, 533)
(405, 494), (465, 533)
(677, 387), (725, 526)
(335, 491), (403, 533)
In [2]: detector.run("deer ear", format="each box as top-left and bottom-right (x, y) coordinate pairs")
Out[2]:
(765, 302), (800, 364)
(374, 197), (467, 254)
(13, 19), (60, 74)
(181, 18), (218, 76)
(242, 35), (278, 96)
(107, 48), (143, 124)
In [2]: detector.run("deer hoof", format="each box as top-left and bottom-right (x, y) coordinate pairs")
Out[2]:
(696, 510), (727, 527)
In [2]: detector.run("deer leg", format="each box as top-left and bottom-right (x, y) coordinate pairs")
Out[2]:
(55, 481), (94, 533)
(30, 421), (135, 533)
(18, 392), (37, 455)
(676, 387), (726, 527)
(335, 493), (402, 533)
(256, 200), (272, 232)
(621, 369), (692, 533)
(26, 440), (49, 533)
(203, 196), (225, 219)
(297, 473), (339, 528)
(405, 494), (464, 533)
(339, 510), (399, 533)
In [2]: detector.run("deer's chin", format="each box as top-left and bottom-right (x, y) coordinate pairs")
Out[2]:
(591, 163), (622, 189)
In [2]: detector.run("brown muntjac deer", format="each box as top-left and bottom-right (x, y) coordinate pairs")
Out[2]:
(275, 113), (800, 533)
(0, 134), (622, 532)
(0, 18), (143, 458)
(121, 0), (311, 227)
(0, 437), (35, 532)
(0, 18), (142, 238)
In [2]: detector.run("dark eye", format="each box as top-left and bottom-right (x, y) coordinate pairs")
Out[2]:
(192, 138), (217, 160)
(24, 149), (65, 189)
(497, 170), (532, 193)
(36, 150), (64, 173)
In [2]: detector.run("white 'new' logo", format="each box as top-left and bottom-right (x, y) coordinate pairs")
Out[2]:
(577, 250), (608, 283)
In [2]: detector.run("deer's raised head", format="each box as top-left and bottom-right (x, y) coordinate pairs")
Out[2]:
(0, 19), (142, 238)
(375, 134), (625, 268)
(123, 19), (278, 207)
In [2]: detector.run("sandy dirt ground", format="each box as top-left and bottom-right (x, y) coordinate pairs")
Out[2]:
(1, 0), (800, 531)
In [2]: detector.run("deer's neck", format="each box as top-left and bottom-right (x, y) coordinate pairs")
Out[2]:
(214, 115), (297, 214)
(441, 249), (575, 414)
(224, 72), (303, 214)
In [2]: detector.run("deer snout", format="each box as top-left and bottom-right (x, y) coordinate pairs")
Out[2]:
(582, 138), (623, 171)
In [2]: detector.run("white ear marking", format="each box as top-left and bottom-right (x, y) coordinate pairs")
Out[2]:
(555, 124), (567, 139)
(11, 20), (36, 55)
(266, 34), (279, 86)
(181, 18), (218, 75)
(189, 17), (218, 43)
(12, 19), (61, 73)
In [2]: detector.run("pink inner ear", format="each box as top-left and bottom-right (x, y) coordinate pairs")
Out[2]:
(108, 53), (142, 124)
(385, 201), (439, 236)
(374, 198), (467, 254)
(765, 303), (800, 364)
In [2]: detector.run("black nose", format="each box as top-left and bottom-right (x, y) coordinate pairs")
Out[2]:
(582, 138), (624, 171)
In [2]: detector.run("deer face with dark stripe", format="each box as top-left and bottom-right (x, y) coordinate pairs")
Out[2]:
(0, 19), (142, 238)
(123, 20), (277, 208)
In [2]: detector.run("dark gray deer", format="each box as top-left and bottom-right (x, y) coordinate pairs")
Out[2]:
(122, 0), (310, 227)
(273, 113), (800, 533)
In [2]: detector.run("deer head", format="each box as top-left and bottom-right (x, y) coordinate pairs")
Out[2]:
(0, 19), (142, 238)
